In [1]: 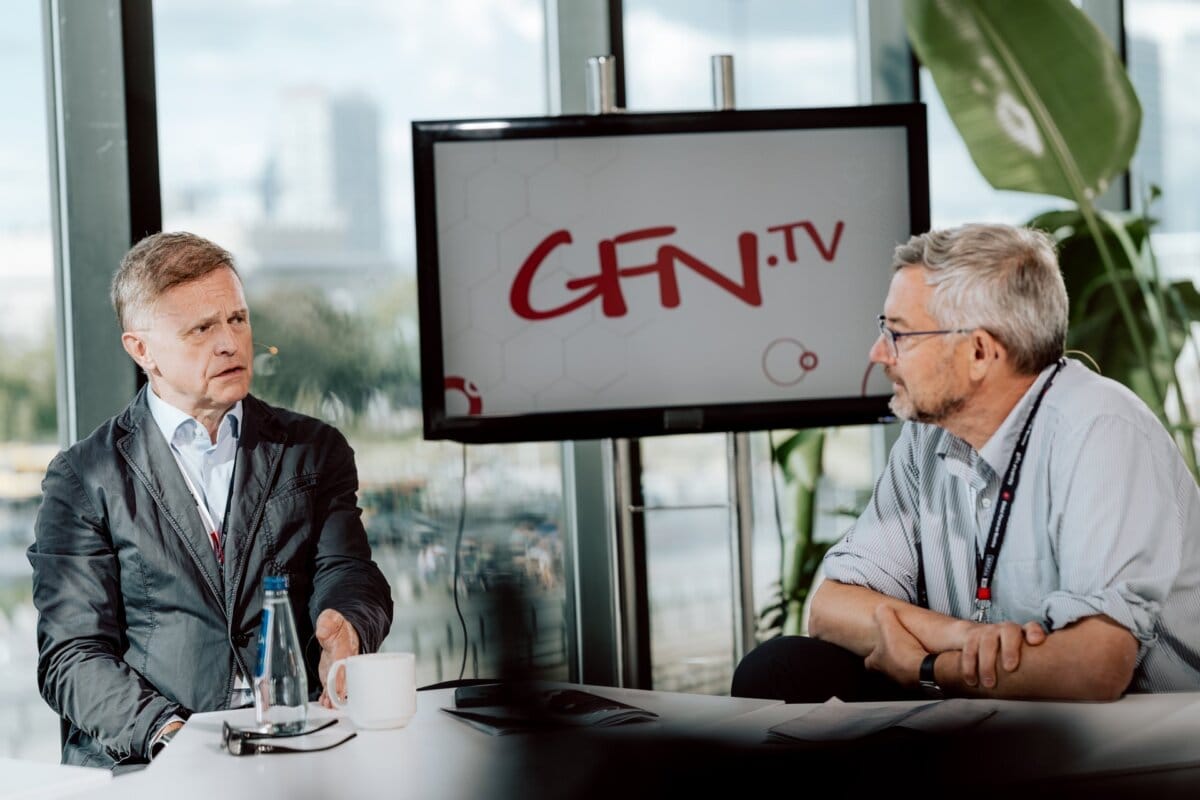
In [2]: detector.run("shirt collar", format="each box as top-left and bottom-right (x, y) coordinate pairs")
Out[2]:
(976, 360), (1061, 477)
(932, 360), (1062, 480)
(146, 386), (242, 449)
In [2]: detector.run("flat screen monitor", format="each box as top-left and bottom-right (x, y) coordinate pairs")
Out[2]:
(412, 103), (928, 443)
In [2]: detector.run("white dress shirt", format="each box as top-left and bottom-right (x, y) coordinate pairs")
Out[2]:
(146, 388), (241, 541)
(146, 388), (250, 705)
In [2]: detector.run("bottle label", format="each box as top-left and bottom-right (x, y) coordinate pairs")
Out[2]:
(254, 606), (274, 680)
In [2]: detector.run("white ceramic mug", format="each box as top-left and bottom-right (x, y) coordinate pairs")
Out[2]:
(327, 652), (417, 729)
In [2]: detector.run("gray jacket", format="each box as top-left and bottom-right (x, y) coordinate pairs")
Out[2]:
(28, 389), (394, 768)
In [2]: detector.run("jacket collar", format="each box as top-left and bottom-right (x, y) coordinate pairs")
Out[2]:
(117, 387), (228, 603)
(116, 388), (287, 610)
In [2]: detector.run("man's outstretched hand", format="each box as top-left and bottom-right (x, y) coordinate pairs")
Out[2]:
(316, 608), (360, 708)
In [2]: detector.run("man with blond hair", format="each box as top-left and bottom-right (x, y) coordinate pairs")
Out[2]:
(733, 223), (1200, 703)
(29, 232), (393, 768)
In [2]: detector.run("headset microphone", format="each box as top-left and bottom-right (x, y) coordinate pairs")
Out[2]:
(253, 343), (279, 377)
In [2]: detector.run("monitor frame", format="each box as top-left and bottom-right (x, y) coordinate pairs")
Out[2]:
(412, 103), (929, 443)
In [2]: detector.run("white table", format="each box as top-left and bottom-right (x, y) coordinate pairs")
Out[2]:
(707, 692), (1200, 789)
(52, 687), (1200, 798)
(77, 685), (781, 800)
(1, 756), (111, 800)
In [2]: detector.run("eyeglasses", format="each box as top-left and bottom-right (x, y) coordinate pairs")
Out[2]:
(876, 315), (974, 360)
(221, 719), (354, 756)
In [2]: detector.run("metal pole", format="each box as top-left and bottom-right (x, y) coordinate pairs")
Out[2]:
(728, 433), (757, 662)
(711, 54), (736, 111)
(573, 53), (636, 689)
(586, 54), (619, 114)
(711, 53), (758, 662)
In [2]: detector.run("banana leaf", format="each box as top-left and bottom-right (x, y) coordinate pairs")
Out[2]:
(757, 429), (827, 640)
(905, 0), (1140, 201)
(1030, 210), (1163, 400)
(906, 0), (1198, 477)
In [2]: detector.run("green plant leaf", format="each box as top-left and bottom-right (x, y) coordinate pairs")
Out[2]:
(1035, 209), (1195, 417)
(905, 0), (1140, 200)
(771, 428), (824, 487)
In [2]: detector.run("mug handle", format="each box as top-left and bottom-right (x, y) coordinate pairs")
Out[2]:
(327, 658), (349, 709)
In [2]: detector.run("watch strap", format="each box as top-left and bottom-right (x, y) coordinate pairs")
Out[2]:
(150, 726), (178, 758)
(918, 652), (944, 698)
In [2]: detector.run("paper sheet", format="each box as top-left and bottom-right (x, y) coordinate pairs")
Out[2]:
(767, 698), (998, 742)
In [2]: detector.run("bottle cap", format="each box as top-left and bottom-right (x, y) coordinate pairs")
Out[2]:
(264, 575), (289, 591)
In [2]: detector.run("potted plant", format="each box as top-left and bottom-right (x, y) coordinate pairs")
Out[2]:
(759, 0), (1200, 640)
(905, 0), (1199, 477)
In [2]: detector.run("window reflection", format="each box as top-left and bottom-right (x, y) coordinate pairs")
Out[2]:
(623, 0), (860, 695)
(1126, 0), (1200, 459)
(155, 0), (563, 688)
(624, 0), (856, 111)
(0, 0), (60, 763)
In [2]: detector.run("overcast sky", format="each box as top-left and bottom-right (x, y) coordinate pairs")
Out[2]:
(3, 1), (1197, 264)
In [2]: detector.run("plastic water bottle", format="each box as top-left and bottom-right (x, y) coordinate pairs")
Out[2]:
(253, 575), (309, 733)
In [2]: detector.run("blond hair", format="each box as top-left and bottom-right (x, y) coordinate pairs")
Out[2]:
(111, 231), (239, 330)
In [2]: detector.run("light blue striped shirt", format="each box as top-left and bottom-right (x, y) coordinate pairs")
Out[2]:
(824, 359), (1200, 692)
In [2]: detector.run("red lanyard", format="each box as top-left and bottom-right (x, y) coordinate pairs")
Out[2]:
(172, 452), (235, 565)
(971, 358), (1065, 622)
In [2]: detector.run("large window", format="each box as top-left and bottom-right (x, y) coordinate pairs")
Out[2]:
(0, 1), (61, 763)
(154, 0), (564, 689)
(621, 0), (861, 694)
(921, 67), (1069, 229)
(1127, 0), (1200, 246)
(624, 0), (856, 112)
(17, 5), (1194, 753)
(1127, 1), (1200, 435)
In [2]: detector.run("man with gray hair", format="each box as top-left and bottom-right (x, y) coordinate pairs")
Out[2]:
(733, 222), (1200, 703)
(29, 232), (393, 768)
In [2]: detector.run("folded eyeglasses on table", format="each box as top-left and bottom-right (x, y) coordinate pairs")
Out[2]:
(220, 718), (356, 756)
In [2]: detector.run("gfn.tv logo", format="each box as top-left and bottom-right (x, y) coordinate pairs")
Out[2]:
(444, 376), (483, 415)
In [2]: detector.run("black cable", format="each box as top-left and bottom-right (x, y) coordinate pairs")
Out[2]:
(453, 444), (469, 680)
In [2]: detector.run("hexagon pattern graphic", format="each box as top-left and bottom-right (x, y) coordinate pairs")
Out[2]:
(467, 163), (528, 232)
(564, 326), (627, 392)
(440, 220), (499, 285)
(529, 163), (588, 226)
(435, 127), (911, 417)
(503, 326), (565, 393)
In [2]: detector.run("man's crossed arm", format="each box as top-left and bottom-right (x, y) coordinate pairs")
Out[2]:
(809, 580), (1137, 701)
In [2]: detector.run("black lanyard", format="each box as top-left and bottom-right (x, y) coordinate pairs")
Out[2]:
(917, 358), (1066, 619)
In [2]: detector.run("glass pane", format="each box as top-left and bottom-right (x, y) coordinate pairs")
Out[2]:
(624, 2), (858, 692)
(638, 433), (731, 694)
(154, 0), (564, 688)
(0, 1), (60, 762)
(643, 431), (734, 695)
(921, 69), (1069, 228)
(749, 425), (875, 643)
(645, 504), (734, 694)
(624, 0), (857, 111)
(1127, 3), (1200, 263)
(639, 433), (728, 508)
(1126, 0), (1200, 450)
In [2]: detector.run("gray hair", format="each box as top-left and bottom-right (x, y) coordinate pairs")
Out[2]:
(111, 231), (240, 331)
(892, 223), (1068, 374)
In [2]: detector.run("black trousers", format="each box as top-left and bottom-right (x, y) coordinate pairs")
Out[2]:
(731, 635), (923, 703)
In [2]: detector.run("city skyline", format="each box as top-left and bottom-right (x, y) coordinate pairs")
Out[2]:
(4, 1), (1200, 335)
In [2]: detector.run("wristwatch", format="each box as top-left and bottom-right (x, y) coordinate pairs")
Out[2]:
(150, 726), (180, 759)
(918, 652), (944, 699)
